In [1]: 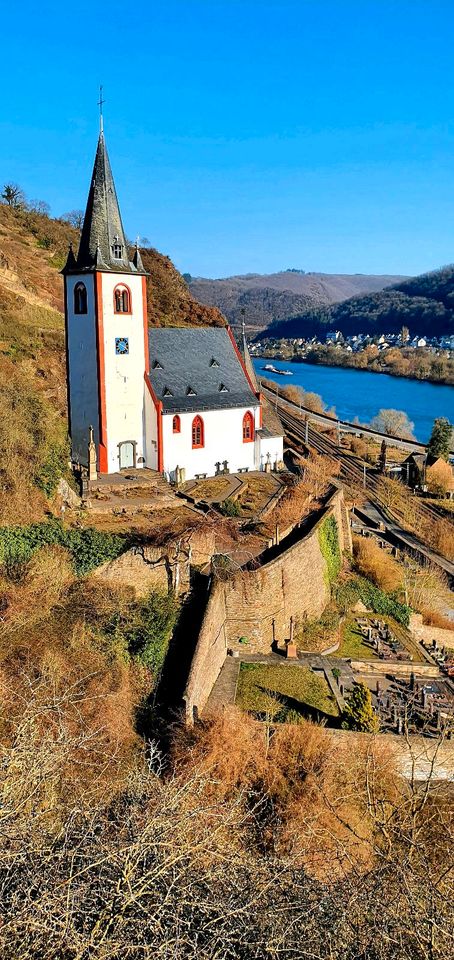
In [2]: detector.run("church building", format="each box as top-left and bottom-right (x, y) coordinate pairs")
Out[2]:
(63, 128), (284, 482)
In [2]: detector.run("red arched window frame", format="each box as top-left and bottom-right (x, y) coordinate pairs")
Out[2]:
(192, 415), (204, 449)
(243, 411), (254, 443)
(172, 415), (181, 433)
(113, 284), (132, 314)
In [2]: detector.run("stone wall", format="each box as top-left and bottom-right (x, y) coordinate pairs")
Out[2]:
(224, 487), (347, 652)
(409, 613), (454, 652)
(184, 574), (228, 723)
(184, 487), (348, 721)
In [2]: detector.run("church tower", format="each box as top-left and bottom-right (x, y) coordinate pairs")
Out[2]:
(63, 128), (149, 473)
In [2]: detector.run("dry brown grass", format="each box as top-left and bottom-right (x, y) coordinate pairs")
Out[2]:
(421, 608), (454, 631)
(377, 477), (454, 562)
(353, 536), (403, 592)
(174, 708), (399, 880)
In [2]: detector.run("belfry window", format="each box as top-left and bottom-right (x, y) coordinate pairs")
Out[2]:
(192, 415), (204, 449)
(112, 238), (123, 259)
(243, 411), (254, 443)
(74, 282), (87, 315)
(114, 284), (131, 314)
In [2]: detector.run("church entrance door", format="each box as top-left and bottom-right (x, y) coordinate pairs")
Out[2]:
(119, 441), (135, 469)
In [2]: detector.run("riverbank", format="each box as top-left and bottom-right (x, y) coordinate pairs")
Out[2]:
(253, 359), (454, 443)
(256, 348), (453, 387)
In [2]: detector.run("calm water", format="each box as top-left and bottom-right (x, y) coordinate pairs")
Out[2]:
(253, 359), (454, 443)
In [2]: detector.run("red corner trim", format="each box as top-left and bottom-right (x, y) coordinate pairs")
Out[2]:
(145, 373), (164, 472)
(142, 276), (150, 373)
(94, 273), (108, 473)
(226, 325), (257, 395)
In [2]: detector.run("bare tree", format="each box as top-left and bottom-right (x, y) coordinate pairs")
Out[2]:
(60, 208), (84, 229)
(28, 198), (50, 216)
(370, 408), (415, 440)
(1, 183), (26, 208)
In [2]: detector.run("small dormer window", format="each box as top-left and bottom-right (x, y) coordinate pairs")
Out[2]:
(152, 359), (163, 370)
(186, 386), (197, 396)
(112, 237), (123, 260)
(163, 386), (173, 397)
(219, 383), (229, 393)
(210, 357), (220, 368)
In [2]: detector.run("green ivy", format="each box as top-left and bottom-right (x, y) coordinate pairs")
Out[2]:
(333, 576), (411, 627)
(34, 438), (71, 497)
(318, 515), (341, 584)
(102, 591), (179, 677)
(0, 519), (127, 576)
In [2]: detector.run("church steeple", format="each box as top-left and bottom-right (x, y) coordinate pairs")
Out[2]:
(72, 130), (145, 275)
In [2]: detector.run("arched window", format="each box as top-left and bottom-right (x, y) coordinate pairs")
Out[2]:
(112, 240), (123, 259)
(172, 415), (181, 433)
(74, 282), (87, 315)
(114, 284), (131, 314)
(192, 415), (204, 449)
(243, 411), (254, 443)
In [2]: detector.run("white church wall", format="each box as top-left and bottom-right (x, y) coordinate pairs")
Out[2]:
(65, 274), (99, 465)
(259, 434), (284, 470)
(161, 405), (260, 481)
(144, 387), (158, 470)
(99, 273), (147, 472)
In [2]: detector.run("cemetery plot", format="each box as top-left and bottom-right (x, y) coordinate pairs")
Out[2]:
(361, 673), (454, 737)
(335, 616), (422, 662)
(235, 662), (339, 723)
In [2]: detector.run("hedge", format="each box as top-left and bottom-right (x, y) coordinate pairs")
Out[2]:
(0, 518), (127, 576)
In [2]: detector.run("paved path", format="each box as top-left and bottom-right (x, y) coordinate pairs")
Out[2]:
(203, 658), (240, 716)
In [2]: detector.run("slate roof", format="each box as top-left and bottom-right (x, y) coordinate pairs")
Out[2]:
(64, 131), (146, 275)
(147, 327), (258, 413)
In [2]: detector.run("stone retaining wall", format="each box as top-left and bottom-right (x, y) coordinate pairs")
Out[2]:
(410, 613), (454, 651)
(184, 487), (349, 722)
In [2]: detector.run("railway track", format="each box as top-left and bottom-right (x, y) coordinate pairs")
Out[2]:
(275, 394), (450, 526)
(273, 396), (454, 579)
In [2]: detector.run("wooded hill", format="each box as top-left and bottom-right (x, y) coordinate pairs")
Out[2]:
(188, 270), (406, 333)
(0, 204), (224, 523)
(263, 265), (454, 340)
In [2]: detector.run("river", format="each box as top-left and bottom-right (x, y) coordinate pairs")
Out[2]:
(253, 359), (454, 443)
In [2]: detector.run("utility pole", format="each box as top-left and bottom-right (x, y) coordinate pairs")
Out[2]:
(336, 420), (341, 446)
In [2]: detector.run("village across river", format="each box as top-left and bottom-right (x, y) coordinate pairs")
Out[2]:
(253, 358), (454, 443)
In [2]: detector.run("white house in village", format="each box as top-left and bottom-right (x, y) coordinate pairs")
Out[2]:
(63, 128), (283, 482)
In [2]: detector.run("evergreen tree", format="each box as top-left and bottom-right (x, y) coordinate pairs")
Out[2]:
(427, 417), (453, 461)
(342, 681), (379, 733)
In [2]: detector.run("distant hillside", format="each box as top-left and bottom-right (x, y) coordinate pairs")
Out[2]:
(188, 270), (407, 332)
(263, 265), (454, 340)
(0, 205), (224, 523)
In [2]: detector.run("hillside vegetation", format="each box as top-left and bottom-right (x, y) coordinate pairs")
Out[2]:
(265, 264), (454, 339)
(189, 270), (406, 332)
(0, 205), (224, 523)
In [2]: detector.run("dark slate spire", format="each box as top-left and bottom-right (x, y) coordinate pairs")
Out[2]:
(132, 241), (145, 272)
(63, 242), (77, 273)
(74, 131), (145, 274)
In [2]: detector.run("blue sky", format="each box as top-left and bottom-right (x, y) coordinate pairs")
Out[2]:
(2, 0), (454, 278)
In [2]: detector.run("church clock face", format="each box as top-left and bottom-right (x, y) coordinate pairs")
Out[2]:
(115, 337), (129, 355)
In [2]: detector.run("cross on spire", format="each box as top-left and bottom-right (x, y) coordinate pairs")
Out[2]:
(98, 84), (106, 132)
